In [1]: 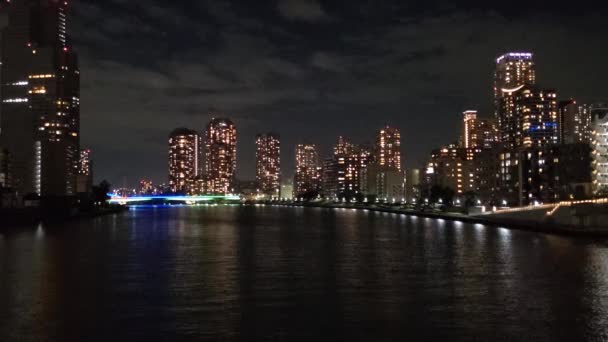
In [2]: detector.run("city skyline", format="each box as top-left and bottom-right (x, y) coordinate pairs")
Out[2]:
(1, 1), (608, 188)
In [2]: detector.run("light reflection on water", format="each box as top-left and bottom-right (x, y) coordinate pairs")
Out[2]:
(0, 205), (606, 341)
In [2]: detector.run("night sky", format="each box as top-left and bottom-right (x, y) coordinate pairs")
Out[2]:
(2, 0), (607, 187)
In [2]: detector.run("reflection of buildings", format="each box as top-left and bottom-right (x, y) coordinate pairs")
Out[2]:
(168, 128), (201, 193)
(205, 118), (237, 195)
(592, 104), (608, 195)
(1, 0), (80, 196)
(255, 133), (281, 199)
(294, 144), (321, 197)
(76, 149), (93, 193)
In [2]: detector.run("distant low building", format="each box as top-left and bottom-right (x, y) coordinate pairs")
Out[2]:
(237, 180), (258, 200)
(363, 164), (405, 201)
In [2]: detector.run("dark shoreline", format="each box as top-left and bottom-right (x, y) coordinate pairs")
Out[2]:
(4, 202), (606, 238)
(0, 205), (128, 228)
(278, 203), (608, 238)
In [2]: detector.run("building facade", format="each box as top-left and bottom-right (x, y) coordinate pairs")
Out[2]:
(499, 144), (592, 206)
(426, 145), (479, 197)
(376, 126), (401, 172)
(1, 0), (80, 196)
(592, 104), (608, 195)
(0, 149), (10, 189)
(497, 85), (559, 149)
(494, 52), (535, 149)
(168, 128), (201, 193)
(324, 136), (371, 199)
(294, 144), (321, 198)
(560, 100), (592, 145)
(255, 133), (281, 199)
(205, 118), (237, 195)
(461, 110), (499, 149)
(405, 168), (421, 202)
(76, 148), (93, 193)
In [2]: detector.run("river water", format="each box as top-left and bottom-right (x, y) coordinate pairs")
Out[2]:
(1, 205), (607, 341)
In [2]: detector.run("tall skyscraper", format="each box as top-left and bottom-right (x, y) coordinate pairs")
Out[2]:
(0, 0), (80, 196)
(498, 85), (559, 148)
(591, 104), (608, 195)
(494, 52), (536, 148)
(168, 128), (201, 193)
(255, 133), (280, 199)
(294, 144), (321, 197)
(559, 100), (592, 145)
(205, 118), (237, 195)
(376, 126), (401, 171)
(461, 110), (499, 149)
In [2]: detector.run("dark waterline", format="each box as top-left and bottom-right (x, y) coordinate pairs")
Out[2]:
(1, 205), (607, 341)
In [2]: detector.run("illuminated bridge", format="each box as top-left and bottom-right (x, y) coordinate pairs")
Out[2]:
(108, 194), (241, 205)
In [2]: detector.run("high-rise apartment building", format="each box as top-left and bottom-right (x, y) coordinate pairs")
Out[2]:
(499, 144), (592, 206)
(168, 128), (201, 193)
(461, 110), (499, 149)
(376, 126), (401, 171)
(559, 100), (592, 145)
(591, 104), (608, 195)
(1, 0), (80, 196)
(255, 133), (280, 199)
(426, 145), (479, 197)
(494, 52), (535, 148)
(204, 118), (237, 195)
(326, 136), (371, 199)
(294, 144), (321, 197)
(498, 85), (559, 148)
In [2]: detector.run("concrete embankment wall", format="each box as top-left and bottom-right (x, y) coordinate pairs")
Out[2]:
(481, 204), (608, 229)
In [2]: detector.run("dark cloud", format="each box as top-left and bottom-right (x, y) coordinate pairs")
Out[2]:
(277, 0), (328, 21)
(60, 0), (608, 187)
